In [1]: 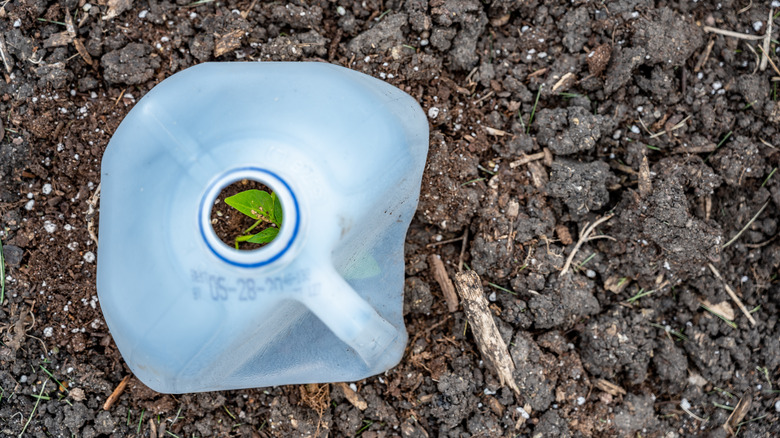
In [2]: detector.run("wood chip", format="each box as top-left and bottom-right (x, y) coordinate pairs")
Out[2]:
(701, 299), (736, 321)
(43, 31), (74, 48)
(69, 387), (86, 401)
(102, 0), (134, 20)
(724, 394), (752, 435)
(335, 382), (367, 410)
(484, 126), (508, 136)
(638, 152), (652, 197)
(604, 276), (630, 294)
(214, 29), (244, 57)
(490, 13), (511, 27)
(527, 161), (548, 188)
(595, 379), (626, 396)
(64, 9), (76, 37)
(542, 147), (553, 167)
(672, 143), (717, 154)
(454, 271), (520, 395)
(73, 39), (94, 66)
(103, 374), (131, 410)
(428, 255), (459, 313)
(551, 72), (576, 93)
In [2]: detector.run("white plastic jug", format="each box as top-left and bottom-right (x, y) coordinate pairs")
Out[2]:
(97, 62), (428, 393)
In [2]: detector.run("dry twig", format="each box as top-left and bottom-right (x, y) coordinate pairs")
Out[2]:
(638, 153), (652, 197)
(707, 263), (757, 327)
(510, 152), (544, 168)
(723, 395), (752, 435)
(694, 38), (715, 73)
(458, 228), (468, 272)
(703, 25), (764, 40)
(103, 375), (131, 410)
(335, 382), (366, 410)
(85, 182), (101, 247)
(722, 201), (769, 249)
(760, 9), (773, 71)
(560, 214), (615, 276)
(454, 271), (520, 395)
(429, 255), (459, 312)
(595, 379), (626, 396)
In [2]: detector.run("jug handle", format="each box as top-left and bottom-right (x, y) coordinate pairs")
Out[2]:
(299, 268), (399, 367)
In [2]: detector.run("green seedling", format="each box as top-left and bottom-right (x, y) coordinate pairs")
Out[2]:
(20, 378), (49, 437)
(224, 189), (283, 249)
(762, 167), (777, 187)
(575, 252), (596, 271)
(649, 323), (688, 341)
(487, 282), (517, 296)
(138, 408), (146, 434)
(627, 287), (655, 303)
(525, 84), (543, 134)
(712, 402), (734, 411)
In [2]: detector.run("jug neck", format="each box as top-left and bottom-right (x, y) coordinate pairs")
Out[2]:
(198, 166), (301, 269)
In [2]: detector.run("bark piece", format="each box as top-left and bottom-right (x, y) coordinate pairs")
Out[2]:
(428, 255), (459, 312)
(103, 375), (131, 410)
(335, 382), (367, 410)
(214, 29), (244, 58)
(454, 271), (520, 395)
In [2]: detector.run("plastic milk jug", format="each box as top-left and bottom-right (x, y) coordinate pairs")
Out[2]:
(97, 62), (428, 393)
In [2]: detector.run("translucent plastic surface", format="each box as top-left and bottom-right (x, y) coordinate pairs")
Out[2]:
(97, 62), (428, 393)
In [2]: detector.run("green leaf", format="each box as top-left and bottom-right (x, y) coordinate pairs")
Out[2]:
(245, 227), (279, 244)
(271, 191), (283, 227)
(224, 190), (273, 220)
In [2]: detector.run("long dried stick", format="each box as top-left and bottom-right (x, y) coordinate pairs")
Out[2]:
(707, 263), (757, 327)
(454, 271), (520, 395)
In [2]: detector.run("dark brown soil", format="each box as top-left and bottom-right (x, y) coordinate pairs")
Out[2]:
(1, 0), (780, 437)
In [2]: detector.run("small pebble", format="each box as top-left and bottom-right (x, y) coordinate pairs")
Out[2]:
(516, 407), (530, 419)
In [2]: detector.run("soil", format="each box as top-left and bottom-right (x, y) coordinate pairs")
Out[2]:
(1, 0), (780, 437)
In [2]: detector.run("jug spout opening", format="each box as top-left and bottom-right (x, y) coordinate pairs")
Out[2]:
(199, 167), (300, 268)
